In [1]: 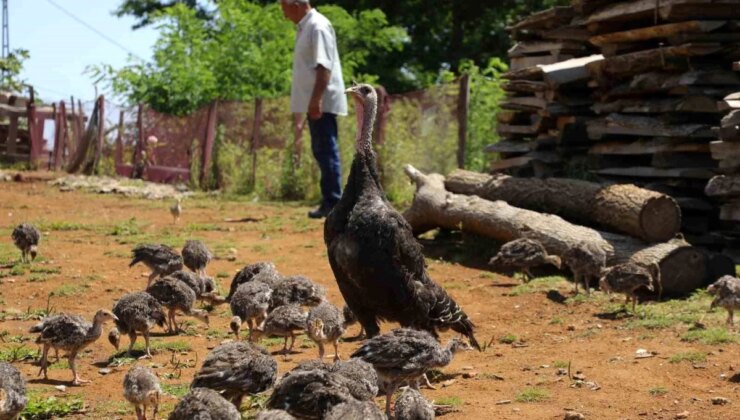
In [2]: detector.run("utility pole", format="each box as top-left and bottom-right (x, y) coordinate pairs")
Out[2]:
(1, 0), (9, 86)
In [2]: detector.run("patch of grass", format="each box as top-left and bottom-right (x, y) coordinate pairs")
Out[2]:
(162, 383), (190, 398)
(242, 394), (270, 416)
(138, 340), (192, 353)
(681, 328), (737, 345)
(0, 331), (27, 343)
(669, 352), (707, 364)
(260, 337), (287, 347)
(49, 360), (70, 370)
(498, 334), (517, 344)
(29, 266), (61, 274)
(28, 273), (49, 283)
(435, 396), (462, 407)
(216, 271), (230, 279)
(0, 345), (38, 362)
(626, 290), (719, 331)
(186, 223), (226, 232)
(515, 387), (549, 403)
(22, 396), (85, 419)
(566, 293), (591, 304)
(50, 283), (89, 297)
(553, 360), (569, 369)
(649, 386), (668, 396)
(107, 355), (136, 367)
(299, 338), (316, 349)
(108, 218), (141, 236)
(103, 249), (129, 258)
(38, 221), (89, 231)
(509, 276), (567, 296)
(251, 244), (268, 254)
(549, 317), (564, 325)
(9, 264), (26, 276)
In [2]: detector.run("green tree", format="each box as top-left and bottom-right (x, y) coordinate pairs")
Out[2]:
(0, 48), (31, 94)
(94, 1), (406, 115)
(114, 0), (216, 29)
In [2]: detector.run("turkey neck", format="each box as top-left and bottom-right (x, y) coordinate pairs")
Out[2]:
(87, 315), (106, 340)
(356, 94), (378, 158)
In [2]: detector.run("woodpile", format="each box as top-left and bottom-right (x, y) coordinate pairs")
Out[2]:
(402, 165), (733, 296)
(493, 0), (740, 259)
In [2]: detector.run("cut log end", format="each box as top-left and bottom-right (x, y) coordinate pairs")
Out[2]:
(640, 196), (683, 243)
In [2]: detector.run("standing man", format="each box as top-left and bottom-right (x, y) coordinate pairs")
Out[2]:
(280, 0), (347, 219)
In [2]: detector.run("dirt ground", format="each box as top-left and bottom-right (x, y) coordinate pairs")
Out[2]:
(0, 179), (738, 420)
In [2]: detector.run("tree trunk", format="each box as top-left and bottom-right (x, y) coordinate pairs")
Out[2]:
(444, 169), (681, 243)
(403, 165), (729, 296)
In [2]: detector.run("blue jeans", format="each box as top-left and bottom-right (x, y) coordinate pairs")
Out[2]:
(308, 113), (342, 206)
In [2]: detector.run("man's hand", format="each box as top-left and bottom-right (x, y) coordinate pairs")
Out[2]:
(308, 97), (322, 120)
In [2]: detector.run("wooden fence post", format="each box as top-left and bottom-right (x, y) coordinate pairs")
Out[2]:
(93, 96), (105, 173)
(26, 85), (41, 166)
(457, 73), (470, 169)
(201, 101), (218, 187)
(115, 110), (124, 165)
(251, 97), (263, 189)
(53, 101), (67, 171)
(132, 103), (144, 177)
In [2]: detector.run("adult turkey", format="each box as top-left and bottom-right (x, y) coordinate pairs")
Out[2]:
(324, 83), (480, 350)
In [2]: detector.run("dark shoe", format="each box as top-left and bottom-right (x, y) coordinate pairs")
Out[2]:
(308, 203), (335, 219)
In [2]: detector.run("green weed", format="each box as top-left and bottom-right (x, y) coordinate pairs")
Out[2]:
(516, 387), (549, 403)
(498, 334), (517, 344)
(649, 386), (668, 396)
(162, 383), (190, 398)
(669, 352), (707, 364)
(22, 396), (85, 419)
(0, 345), (38, 362)
(681, 328), (737, 345)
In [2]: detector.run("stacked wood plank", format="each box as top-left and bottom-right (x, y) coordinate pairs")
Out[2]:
(492, 1), (740, 258)
(496, 6), (601, 176)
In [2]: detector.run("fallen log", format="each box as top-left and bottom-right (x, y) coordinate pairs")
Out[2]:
(444, 169), (681, 243)
(402, 165), (730, 296)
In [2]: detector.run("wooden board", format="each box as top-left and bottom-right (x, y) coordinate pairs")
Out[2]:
(587, 114), (715, 140)
(592, 96), (719, 114)
(586, 44), (723, 79)
(589, 20), (726, 46)
(586, 0), (740, 25)
(509, 6), (575, 31)
(508, 40), (586, 57)
(484, 140), (535, 154)
(589, 139), (710, 155)
(593, 166), (716, 179)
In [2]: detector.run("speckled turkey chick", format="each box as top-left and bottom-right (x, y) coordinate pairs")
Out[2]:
(489, 238), (561, 283)
(109, 291), (167, 359)
(599, 262), (660, 312)
(229, 280), (272, 340)
(395, 388), (434, 420)
(227, 262), (281, 301)
(325, 400), (387, 420)
(169, 270), (224, 305)
(146, 276), (209, 333)
(130, 244), (184, 288)
(252, 304), (307, 355)
(0, 361), (27, 420)
(266, 368), (355, 419)
(29, 310), (118, 385)
(270, 275), (325, 310)
(168, 388), (240, 420)
(563, 241), (607, 295)
(707, 275), (740, 326)
(191, 341), (277, 409)
(182, 240), (212, 277)
(306, 302), (345, 361)
(11, 223), (40, 263)
(123, 366), (161, 420)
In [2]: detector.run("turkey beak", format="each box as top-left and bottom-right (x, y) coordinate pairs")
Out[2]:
(112, 314), (120, 322)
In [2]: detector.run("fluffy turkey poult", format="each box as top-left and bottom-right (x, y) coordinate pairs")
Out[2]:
(351, 328), (472, 417)
(227, 262), (281, 301)
(146, 276), (209, 333)
(324, 400), (387, 420)
(191, 341), (277, 409)
(563, 241), (607, 295)
(707, 275), (740, 326)
(599, 262), (660, 312)
(266, 368), (354, 419)
(306, 302), (345, 361)
(255, 410), (297, 420)
(109, 291), (167, 359)
(0, 361), (28, 419)
(169, 270), (224, 305)
(270, 275), (325, 310)
(395, 388), (434, 420)
(168, 388), (240, 420)
(29, 310), (118, 385)
(489, 238), (561, 283)
(12, 223), (40, 263)
(252, 304), (307, 355)
(324, 84), (479, 350)
(130, 244), (184, 288)
(123, 366), (161, 420)
(182, 239), (212, 277)
(229, 280), (272, 340)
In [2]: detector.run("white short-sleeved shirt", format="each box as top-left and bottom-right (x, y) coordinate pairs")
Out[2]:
(290, 9), (348, 116)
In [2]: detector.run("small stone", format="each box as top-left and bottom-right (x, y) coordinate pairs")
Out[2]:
(495, 400), (512, 405)
(441, 379), (456, 388)
(675, 411), (689, 419)
(564, 412), (586, 420)
(635, 348), (654, 359)
(463, 371), (478, 379)
(540, 364), (550, 369)
(99, 368), (112, 375)
(462, 365), (475, 371)
(512, 408), (521, 412)
(557, 368), (568, 376)
(712, 397), (730, 405)
(567, 325), (576, 331)
(54, 385), (67, 392)
(573, 373), (586, 381)
(596, 323), (603, 329)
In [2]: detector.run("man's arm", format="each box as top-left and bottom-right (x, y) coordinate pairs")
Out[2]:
(308, 65), (331, 120)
